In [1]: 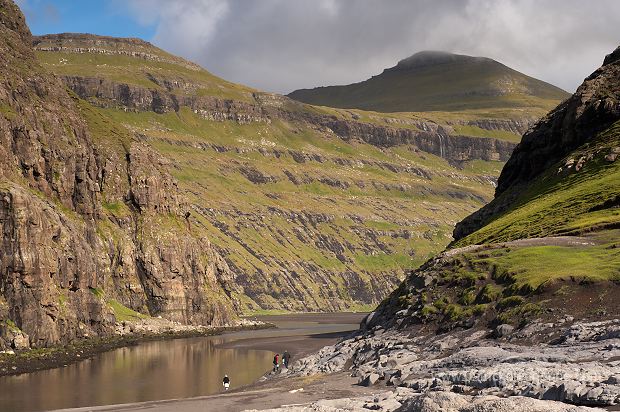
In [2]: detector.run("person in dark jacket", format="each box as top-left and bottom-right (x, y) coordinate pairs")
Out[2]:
(222, 374), (230, 390)
(282, 350), (291, 368)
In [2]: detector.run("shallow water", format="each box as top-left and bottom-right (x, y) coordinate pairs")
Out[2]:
(0, 313), (364, 412)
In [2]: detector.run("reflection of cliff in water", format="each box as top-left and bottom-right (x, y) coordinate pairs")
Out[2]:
(0, 336), (272, 412)
(0, 313), (364, 412)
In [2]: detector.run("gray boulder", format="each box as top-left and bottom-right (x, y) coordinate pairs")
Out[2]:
(494, 324), (515, 338)
(360, 372), (381, 386)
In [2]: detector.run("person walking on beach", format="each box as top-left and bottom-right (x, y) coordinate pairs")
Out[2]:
(273, 353), (280, 372)
(222, 374), (230, 390)
(283, 350), (291, 368)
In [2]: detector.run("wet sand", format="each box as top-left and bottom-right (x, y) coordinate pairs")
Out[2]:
(53, 372), (379, 412)
(218, 312), (367, 360)
(218, 330), (353, 360)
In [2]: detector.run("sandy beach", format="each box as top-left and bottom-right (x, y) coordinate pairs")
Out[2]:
(217, 313), (367, 360)
(52, 372), (375, 412)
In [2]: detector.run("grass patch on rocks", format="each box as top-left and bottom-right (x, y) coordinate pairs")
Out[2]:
(89, 287), (148, 322)
(389, 230), (620, 329)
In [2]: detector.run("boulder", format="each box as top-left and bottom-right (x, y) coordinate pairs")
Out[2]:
(494, 324), (515, 338)
(360, 372), (381, 386)
(11, 333), (29, 350)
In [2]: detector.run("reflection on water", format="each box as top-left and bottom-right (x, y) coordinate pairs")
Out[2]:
(0, 337), (273, 412)
(0, 314), (363, 412)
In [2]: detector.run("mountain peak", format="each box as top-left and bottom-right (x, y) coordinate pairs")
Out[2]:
(393, 50), (487, 71)
(288, 50), (568, 113)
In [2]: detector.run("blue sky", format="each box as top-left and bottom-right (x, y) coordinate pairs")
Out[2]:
(17, 0), (156, 39)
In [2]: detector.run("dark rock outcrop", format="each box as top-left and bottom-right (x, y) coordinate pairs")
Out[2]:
(60, 75), (270, 123)
(496, 51), (620, 195)
(315, 118), (516, 161)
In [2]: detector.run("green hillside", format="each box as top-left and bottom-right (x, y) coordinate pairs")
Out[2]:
(288, 51), (569, 113)
(33, 33), (256, 102)
(30, 34), (565, 314)
(372, 47), (620, 330)
(455, 121), (620, 246)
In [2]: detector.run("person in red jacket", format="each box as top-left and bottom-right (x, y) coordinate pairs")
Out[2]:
(273, 353), (280, 372)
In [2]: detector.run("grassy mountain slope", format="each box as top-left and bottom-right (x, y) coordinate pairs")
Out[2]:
(288, 51), (569, 113)
(29, 34), (558, 314)
(454, 122), (620, 246)
(33, 33), (255, 102)
(371, 47), (620, 331)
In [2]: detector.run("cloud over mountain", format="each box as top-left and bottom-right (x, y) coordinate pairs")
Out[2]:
(118, 0), (620, 94)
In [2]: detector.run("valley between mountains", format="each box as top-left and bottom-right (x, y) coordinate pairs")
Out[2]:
(0, 0), (575, 354)
(29, 33), (561, 316)
(1, 0), (620, 411)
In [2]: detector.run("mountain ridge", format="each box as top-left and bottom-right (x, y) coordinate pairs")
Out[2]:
(288, 50), (569, 113)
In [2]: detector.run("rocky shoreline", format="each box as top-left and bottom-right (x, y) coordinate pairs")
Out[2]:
(0, 317), (269, 377)
(262, 317), (620, 411)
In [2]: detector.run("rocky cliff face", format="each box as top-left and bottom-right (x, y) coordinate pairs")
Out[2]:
(59, 75), (271, 123)
(55, 72), (520, 162)
(0, 0), (236, 350)
(497, 46), (620, 194)
(314, 118), (516, 161)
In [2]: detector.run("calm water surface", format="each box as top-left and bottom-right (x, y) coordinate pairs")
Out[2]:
(0, 313), (363, 412)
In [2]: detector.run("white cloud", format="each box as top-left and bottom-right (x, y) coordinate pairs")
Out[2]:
(120, 0), (620, 94)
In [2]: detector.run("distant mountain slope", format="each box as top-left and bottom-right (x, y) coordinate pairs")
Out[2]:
(27, 32), (548, 316)
(370, 46), (620, 332)
(288, 51), (569, 112)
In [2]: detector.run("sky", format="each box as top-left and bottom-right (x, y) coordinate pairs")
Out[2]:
(16, 0), (620, 94)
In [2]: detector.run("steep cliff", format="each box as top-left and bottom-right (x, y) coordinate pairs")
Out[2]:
(369, 45), (620, 333)
(0, 0), (236, 351)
